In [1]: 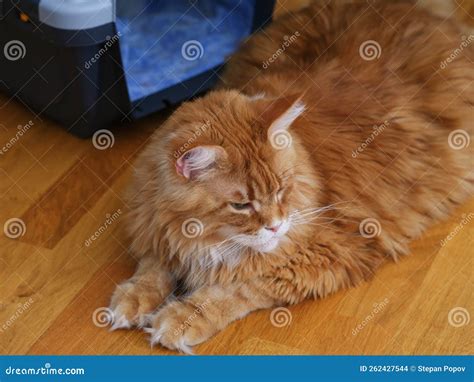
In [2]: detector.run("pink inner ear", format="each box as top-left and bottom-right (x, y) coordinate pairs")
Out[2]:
(175, 147), (219, 180)
(176, 152), (192, 178)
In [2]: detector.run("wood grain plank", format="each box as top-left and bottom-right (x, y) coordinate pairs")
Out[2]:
(386, 201), (474, 354)
(17, 121), (157, 249)
(0, 169), (132, 354)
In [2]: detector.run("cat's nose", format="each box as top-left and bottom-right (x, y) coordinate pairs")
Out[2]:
(265, 223), (282, 233)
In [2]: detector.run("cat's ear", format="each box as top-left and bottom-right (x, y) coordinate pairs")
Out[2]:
(262, 96), (306, 143)
(175, 145), (227, 180)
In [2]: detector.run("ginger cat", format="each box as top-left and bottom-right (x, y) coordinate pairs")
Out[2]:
(109, 0), (473, 353)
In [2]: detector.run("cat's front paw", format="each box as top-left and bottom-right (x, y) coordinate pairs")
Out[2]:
(145, 301), (217, 354)
(109, 280), (165, 330)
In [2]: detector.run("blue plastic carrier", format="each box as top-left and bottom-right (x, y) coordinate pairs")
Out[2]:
(0, 0), (275, 137)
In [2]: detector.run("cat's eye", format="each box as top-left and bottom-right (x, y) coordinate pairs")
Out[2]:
(230, 202), (252, 211)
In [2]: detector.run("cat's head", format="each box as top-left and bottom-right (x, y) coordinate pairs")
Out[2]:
(152, 90), (314, 254)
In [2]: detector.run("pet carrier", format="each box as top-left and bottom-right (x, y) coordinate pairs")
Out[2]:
(0, 0), (275, 137)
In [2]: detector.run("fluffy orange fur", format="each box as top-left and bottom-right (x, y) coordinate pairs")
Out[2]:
(109, 1), (473, 353)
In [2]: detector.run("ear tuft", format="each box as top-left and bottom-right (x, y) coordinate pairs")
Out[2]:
(260, 96), (306, 149)
(247, 92), (266, 101)
(268, 98), (306, 134)
(176, 146), (226, 180)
